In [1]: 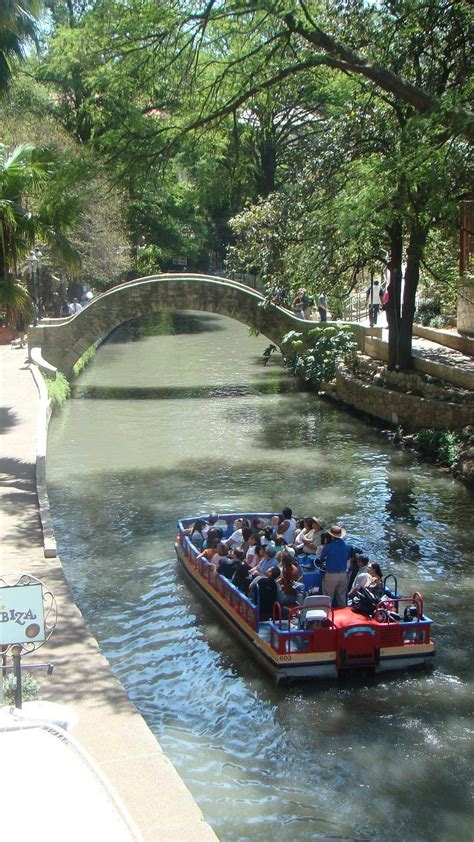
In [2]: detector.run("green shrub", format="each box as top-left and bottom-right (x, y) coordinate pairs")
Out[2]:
(281, 325), (357, 387)
(429, 315), (447, 328)
(414, 428), (461, 468)
(2, 672), (40, 705)
(415, 300), (444, 326)
(45, 371), (70, 407)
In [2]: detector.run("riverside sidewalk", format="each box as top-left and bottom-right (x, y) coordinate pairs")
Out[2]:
(359, 317), (474, 388)
(0, 342), (218, 842)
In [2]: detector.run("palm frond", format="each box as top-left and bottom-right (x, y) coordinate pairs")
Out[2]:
(0, 278), (33, 326)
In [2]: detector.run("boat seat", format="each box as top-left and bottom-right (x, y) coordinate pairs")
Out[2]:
(299, 595), (332, 626)
(305, 609), (328, 622)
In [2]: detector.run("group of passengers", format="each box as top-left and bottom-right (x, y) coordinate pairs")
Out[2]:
(185, 509), (383, 618)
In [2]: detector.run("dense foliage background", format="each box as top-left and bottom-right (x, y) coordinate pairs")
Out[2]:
(0, 1), (471, 367)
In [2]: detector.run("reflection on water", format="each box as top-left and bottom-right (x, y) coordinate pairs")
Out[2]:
(47, 312), (474, 841)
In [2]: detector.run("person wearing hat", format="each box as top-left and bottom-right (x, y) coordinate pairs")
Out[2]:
(319, 524), (350, 607)
(295, 516), (325, 554)
(202, 512), (219, 541)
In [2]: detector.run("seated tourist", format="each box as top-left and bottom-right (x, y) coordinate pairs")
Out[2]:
(204, 525), (224, 547)
(225, 518), (246, 549)
(248, 566), (282, 620)
(277, 552), (301, 606)
(250, 543), (278, 576)
(315, 529), (332, 560)
(185, 519), (207, 550)
(348, 555), (371, 600)
(274, 533), (287, 550)
(240, 526), (253, 555)
(261, 526), (275, 547)
(295, 517), (325, 555)
(250, 516), (267, 532)
(245, 533), (262, 565)
(272, 507), (298, 545)
(232, 554), (253, 593)
(196, 539), (220, 564)
(347, 546), (365, 590)
(367, 562), (383, 597)
(218, 546), (242, 580)
(202, 512), (220, 541)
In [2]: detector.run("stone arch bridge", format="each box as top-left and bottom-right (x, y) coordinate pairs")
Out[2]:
(30, 274), (366, 376)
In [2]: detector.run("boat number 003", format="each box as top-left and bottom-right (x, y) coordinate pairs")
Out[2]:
(279, 655), (293, 661)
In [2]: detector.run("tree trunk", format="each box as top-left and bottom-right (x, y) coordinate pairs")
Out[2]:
(398, 220), (428, 370)
(0, 221), (8, 284)
(385, 220), (403, 370)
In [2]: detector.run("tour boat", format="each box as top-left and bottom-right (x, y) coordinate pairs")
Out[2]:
(175, 513), (435, 683)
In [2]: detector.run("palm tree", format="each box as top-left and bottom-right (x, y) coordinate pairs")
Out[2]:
(0, 142), (81, 325)
(0, 1), (39, 95)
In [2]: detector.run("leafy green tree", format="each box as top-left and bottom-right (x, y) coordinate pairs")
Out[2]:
(164, 0), (473, 144)
(0, 142), (80, 322)
(2, 79), (131, 296)
(217, 2), (471, 368)
(0, 0), (39, 95)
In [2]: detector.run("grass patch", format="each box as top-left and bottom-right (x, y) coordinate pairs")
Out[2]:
(71, 344), (96, 377)
(44, 345), (96, 409)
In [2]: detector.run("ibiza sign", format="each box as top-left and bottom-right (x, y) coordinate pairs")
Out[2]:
(0, 583), (46, 645)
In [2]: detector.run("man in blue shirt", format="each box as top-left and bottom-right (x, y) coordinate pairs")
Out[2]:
(320, 525), (350, 607)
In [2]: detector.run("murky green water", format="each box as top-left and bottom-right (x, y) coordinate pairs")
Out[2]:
(47, 312), (474, 841)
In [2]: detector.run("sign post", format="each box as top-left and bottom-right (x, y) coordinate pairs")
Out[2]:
(0, 574), (57, 708)
(11, 645), (22, 709)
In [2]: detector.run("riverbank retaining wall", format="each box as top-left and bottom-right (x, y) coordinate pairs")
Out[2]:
(336, 364), (474, 429)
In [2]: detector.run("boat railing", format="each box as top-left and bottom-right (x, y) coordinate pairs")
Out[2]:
(268, 602), (336, 655)
(177, 513), (276, 540)
(179, 533), (260, 631)
(214, 572), (259, 630)
(375, 592), (433, 645)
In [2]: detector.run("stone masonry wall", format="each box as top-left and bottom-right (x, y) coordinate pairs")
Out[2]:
(457, 284), (474, 336)
(31, 274), (367, 375)
(336, 364), (474, 429)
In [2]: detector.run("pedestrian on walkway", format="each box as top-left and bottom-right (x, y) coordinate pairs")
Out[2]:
(366, 279), (382, 326)
(69, 298), (82, 314)
(318, 292), (328, 322)
(13, 311), (27, 347)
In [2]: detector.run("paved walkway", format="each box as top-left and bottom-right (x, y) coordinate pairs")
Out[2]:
(358, 317), (474, 384)
(0, 341), (217, 842)
(411, 333), (474, 377)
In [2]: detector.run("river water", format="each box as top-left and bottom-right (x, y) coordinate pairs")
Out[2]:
(47, 312), (473, 841)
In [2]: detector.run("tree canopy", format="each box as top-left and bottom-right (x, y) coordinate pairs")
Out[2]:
(0, 0), (471, 364)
